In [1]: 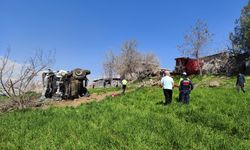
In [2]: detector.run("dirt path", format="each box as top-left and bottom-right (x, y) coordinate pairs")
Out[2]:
(41, 90), (130, 108)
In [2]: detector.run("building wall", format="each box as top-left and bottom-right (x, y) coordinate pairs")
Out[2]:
(92, 79), (121, 88)
(174, 53), (231, 75)
(174, 52), (250, 75)
(201, 52), (230, 75)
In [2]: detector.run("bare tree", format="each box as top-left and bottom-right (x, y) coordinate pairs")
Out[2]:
(137, 53), (160, 79)
(0, 49), (54, 108)
(103, 50), (117, 81)
(117, 40), (141, 79)
(103, 40), (160, 81)
(143, 53), (160, 71)
(103, 40), (161, 81)
(0, 48), (14, 97)
(178, 19), (213, 75)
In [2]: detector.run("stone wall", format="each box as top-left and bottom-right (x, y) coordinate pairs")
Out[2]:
(92, 78), (121, 88)
(201, 52), (230, 75)
(174, 52), (250, 75)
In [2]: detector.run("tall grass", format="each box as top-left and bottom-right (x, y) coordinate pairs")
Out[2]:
(88, 87), (121, 95)
(0, 96), (8, 104)
(0, 76), (249, 149)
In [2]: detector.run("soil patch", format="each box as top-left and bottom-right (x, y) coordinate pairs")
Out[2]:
(41, 90), (130, 108)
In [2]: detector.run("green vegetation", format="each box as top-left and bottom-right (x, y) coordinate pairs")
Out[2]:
(88, 87), (121, 95)
(89, 86), (135, 95)
(230, 0), (250, 53)
(0, 76), (250, 149)
(21, 91), (41, 100)
(0, 96), (8, 104)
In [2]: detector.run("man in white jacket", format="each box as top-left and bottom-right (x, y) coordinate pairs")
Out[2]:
(161, 71), (174, 105)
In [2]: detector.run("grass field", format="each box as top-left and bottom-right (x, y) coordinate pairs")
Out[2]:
(0, 96), (9, 104)
(0, 76), (250, 149)
(88, 87), (122, 95)
(88, 85), (136, 95)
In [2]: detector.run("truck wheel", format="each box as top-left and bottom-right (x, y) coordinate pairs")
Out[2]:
(72, 68), (86, 80)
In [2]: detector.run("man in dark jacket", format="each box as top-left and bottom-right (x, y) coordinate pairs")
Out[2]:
(236, 73), (246, 93)
(179, 75), (193, 104)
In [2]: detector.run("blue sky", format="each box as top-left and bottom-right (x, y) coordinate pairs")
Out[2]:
(0, 0), (247, 79)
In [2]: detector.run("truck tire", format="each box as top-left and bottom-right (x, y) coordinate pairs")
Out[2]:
(72, 68), (86, 80)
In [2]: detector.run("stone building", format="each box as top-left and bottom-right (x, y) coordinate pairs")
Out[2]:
(174, 52), (250, 75)
(92, 78), (121, 88)
(201, 52), (230, 75)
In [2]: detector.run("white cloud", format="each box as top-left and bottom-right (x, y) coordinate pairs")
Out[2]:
(0, 57), (44, 93)
(0, 57), (23, 81)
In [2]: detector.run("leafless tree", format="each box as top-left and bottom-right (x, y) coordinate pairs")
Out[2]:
(143, 53), (160, 71)
(0, 48), (14, 97)
(137, 53), (160, 79)
(103, 50), (117, 81)
(0, 49), (54, 109)
(103, 40), (160, 81)
(178, 19), (213, 75)
(117, 40), (141, 79)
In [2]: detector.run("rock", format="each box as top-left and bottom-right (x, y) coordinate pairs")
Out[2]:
(209, 81), (220, 87)
(137, 79), (160, 87)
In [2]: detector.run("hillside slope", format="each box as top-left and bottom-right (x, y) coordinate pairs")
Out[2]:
(0, 76), (250, 149)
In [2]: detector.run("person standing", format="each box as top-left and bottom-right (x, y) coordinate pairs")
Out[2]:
(236, 73), (246, 93)
(178, 72), (188, 102)
(122, 79), (128, 94)
(161, 71), (174, 105)
(178, 72), (188, 86)
(103, 81), (106, 88)
(179, 74), (193, 104)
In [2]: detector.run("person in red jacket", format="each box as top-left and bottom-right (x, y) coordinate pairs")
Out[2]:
(179, 75), (193, 104)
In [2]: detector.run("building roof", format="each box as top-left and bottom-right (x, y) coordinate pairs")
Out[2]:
(93, 77), (121, 82)
(175, 52), (230, 61)
(175, 57), (197, 61)
(201, 52), (229, 59)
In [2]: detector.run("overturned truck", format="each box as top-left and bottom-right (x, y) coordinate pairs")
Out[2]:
(40, 68), (91, 100)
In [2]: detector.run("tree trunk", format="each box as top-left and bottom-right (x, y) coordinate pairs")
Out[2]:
(196, 49), (202, 76)
(197, 58), (202, 76)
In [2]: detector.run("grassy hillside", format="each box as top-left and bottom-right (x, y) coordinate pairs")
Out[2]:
(88, 87), (123, 95)
(0, 96), (8, 104)
(0, 76), (250, 149)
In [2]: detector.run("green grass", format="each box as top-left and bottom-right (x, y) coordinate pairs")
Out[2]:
(0, 76), (250, 149)
(88, 86), (134, 95)
(0, 96), (9, 104)
(88, 87), (121, 95)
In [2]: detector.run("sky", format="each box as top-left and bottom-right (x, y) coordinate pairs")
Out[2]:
(0, 0), (248, 80)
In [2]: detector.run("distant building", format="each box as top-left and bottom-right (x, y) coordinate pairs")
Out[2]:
(174, 57), (202, 75)
(174, 52), (250, 75)
(92, 78), (121, 88)
(202, 52), (229, 75)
